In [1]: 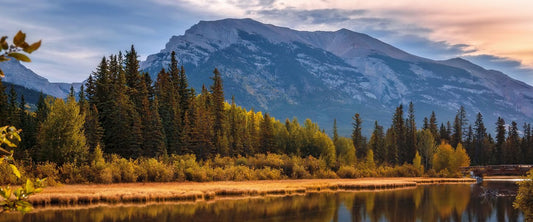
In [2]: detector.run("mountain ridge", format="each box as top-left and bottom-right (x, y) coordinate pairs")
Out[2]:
(141, 18), (533, 135)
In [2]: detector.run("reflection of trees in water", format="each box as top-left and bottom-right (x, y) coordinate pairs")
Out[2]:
(0, 183), (524, 222)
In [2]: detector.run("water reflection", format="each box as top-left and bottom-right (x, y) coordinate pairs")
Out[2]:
(1, 182), (523, 222)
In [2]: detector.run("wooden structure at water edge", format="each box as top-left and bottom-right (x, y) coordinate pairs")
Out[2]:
(461, 165), (533, 177)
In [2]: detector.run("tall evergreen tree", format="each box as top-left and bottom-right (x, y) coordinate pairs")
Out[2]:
(473, 112), (487, 165)
(429, 111), (439, 143)
(260, 113), (275, 154)
(35, 92), (49, 124)
(7, 86), (18, 126)
(452, 106), (467, 147)
(352, 113), (366, 158)
(392, 105), (407, 163)
(369, 121), (386, 164)
(505, 121), (520, 164)
(495, 117), (506, 164)
(405, 102), (417, 163)
(522, 123), (532, 164)
(332, 118), (338, 144)
(385, 127), (398, 164)
(155, 68), (180, 154)
(210, 68), (227, 156)
(84, 105), (104, 152)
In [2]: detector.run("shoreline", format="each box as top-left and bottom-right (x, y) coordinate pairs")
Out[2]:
(27, 177), (475, 208)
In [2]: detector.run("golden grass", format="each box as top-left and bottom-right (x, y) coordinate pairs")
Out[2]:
(28, 177), (474, 207)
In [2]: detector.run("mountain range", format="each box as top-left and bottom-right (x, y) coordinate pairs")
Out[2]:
(0, 59), (80, 98)
(140, 18), (533, 135)
(4, 18), (533, 135)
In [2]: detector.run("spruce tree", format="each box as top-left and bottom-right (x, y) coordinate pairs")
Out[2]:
(452, 106), (467, 147)
(473, 112), (487, 165)
(260, 113), (275, 154)
(332, 118), (338, 144)
(505, 121), (520, 164)
(155, 68), (180, 154)
(429, 111), (439, 143)
(392, 105), (407, 163)
(352, 113), (366, 158)
(210, 68), (227, 156)
(405, 102), (417, 163)
(7, 86), (18, 126)
(369, 121), (386, 164)
(495, 117), (506, 164)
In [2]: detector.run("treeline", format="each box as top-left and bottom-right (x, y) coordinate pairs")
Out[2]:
(1, 45), (530, 185)
(354, 103), (533, 168)
(0, 46), (336, 167)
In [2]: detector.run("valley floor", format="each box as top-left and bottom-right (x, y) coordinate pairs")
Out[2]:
(28, 177), (474, 207)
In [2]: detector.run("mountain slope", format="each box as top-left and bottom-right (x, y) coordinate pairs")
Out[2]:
(0, 59), (78, 98)
(141, 18), (533, 135)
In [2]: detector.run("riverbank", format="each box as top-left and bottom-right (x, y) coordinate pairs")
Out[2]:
(28, 177), (474, 207)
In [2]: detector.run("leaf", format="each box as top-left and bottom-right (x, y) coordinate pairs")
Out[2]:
(13, 31), (26, 47)
(25, 179), (34, 194)
(10, 164), (21, 178)
(0, 69), (4, 78)
(8, 52), (31, 62)
(23, 40), (41, 53)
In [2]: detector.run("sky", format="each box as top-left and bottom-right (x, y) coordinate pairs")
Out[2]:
(1, 0), (533, 85)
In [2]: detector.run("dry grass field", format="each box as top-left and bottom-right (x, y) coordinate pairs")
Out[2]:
(27, 177), (474, 207)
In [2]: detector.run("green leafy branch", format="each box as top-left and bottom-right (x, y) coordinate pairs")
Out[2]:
(0, 31), (41, 77)
(1, 126), (46, 214)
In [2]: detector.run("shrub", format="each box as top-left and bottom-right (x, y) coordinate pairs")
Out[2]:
(59, 162), (88, 184)
(139, 158), (173, 182)
(34, 162), (59, 186)
(337, 166), (360, 178)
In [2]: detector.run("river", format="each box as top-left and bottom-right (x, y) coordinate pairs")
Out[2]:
(0, 180), (524, 222)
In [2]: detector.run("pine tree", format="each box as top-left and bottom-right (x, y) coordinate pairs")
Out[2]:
(155, 68), (180, 154)
(332, 118), (338, 144)
(192, 85), (215, 159)
(16, 95), (37, 157)
(505, 121), (520, 164)
(452, 106), (467, 147)
(85, 74), (96, 106)
(210, 68), (227, 156)
(36, 92), (49, 124)
(385, 127), (398, 165)
(495, 117), (506, 164)
(368, 121), (386, 164)
(429, 111), (439, 143)
(522, 123), (532, 164)
(405, 102), (417, 163)
(260, 113), (275, 154)
(392, 105), (407, 163)
(103, 55), (143, 158)
(423, 117), (429, 130)
(7, 86), (18, 126)
(140, 94), (166, 157)
(473, 112), (487, 165)
(84, 105), (103, 152)
(352, 113), (366, 158)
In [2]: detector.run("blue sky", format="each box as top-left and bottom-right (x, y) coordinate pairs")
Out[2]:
(2, 0), (533, 85)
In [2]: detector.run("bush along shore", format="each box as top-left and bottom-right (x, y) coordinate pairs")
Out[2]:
(2, 149), (468, 186)
(26, 178), (474, 207)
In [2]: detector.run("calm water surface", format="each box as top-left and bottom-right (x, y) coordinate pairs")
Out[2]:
(1, 181), (524, 222)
